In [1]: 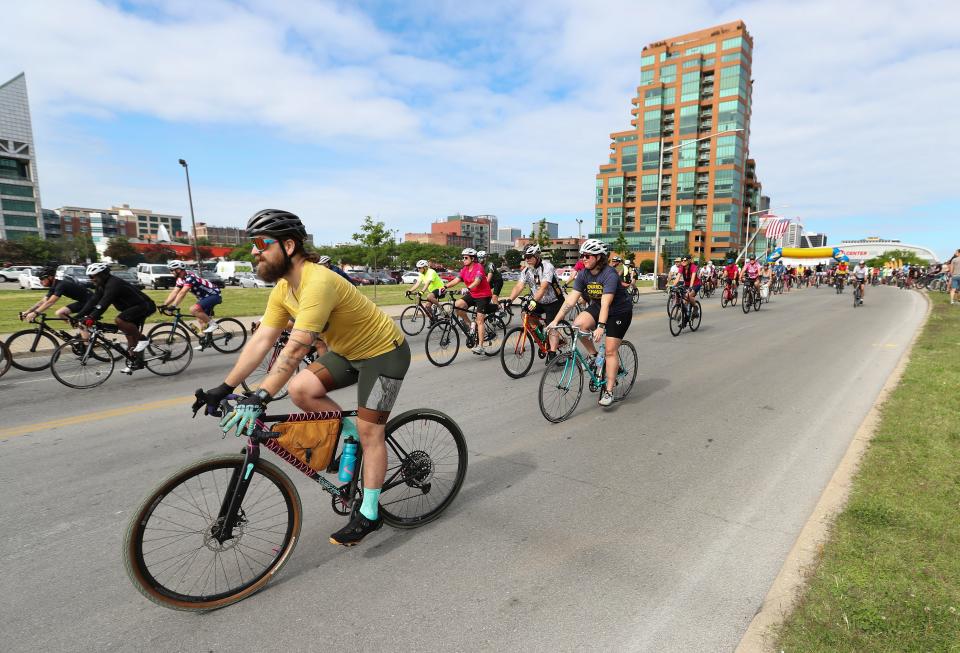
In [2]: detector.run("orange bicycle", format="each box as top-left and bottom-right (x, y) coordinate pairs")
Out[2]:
(499, 298), (566, 378)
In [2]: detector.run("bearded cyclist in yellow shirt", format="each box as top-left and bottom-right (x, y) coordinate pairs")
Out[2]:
(205, 209), (410, 547)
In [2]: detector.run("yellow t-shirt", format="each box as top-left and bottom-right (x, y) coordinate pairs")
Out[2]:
(261, 263), (403, 360)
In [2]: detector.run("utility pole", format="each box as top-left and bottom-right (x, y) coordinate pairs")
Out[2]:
(178, 159), (202, 268)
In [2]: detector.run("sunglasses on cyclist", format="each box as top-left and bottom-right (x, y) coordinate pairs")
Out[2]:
(579, 253), (596, 259)
(250, 236), (279, 251)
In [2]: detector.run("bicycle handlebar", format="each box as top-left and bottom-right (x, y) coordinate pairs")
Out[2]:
(191, 389), (282, 441)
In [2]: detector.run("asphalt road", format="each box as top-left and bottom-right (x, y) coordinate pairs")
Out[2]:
(0, 284), (927, 652)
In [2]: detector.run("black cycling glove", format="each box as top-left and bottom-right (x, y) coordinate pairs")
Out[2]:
(204, 382), (236, 414)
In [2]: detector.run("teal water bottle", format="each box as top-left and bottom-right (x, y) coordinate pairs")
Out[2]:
(594, 340), (605, 374)
(338, 437), (358, 482)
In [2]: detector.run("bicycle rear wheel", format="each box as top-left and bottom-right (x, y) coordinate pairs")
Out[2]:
(668, 304), (684, 337)
(500, 327), (535, 378)
(612, 340), (638, 401)
(400, 305), (426, 336)
(50, 339), (115, 389)
(425, 320), (459, 367)
(5, 329), (59, 371)
(379, 409), (468, 528)
(145, 327), (193, 376)
(753, 292), (762, 311)
(538, 353), (584, 423)
(482, 316), (505, 356)
(209, 318), (247, 354)
(123, 455), (301, 611)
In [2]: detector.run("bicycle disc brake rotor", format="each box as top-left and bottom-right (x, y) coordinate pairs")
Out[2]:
(205, 511), (246, 552)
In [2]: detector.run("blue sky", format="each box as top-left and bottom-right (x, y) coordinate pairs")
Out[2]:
(2, 0), (958, 258)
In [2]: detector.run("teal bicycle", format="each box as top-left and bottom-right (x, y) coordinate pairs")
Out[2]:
(537, 323), (638, 423)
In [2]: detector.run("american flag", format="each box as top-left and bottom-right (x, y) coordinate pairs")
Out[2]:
(764, 217), (791, 240)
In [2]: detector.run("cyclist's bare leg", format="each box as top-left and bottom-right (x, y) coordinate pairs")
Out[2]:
(287, 367), (342, 416)
(115, 317), (143, 351)
(603, 335), (622, 392)
(454, 298), (470, 329)
(572, 310), (597, 357)
(190, 303), (211, 330)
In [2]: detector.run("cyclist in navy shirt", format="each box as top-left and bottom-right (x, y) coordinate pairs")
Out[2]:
(21, 266), (92, 323)
(159, 260), (222, 335)
(547, 239), (633, 408)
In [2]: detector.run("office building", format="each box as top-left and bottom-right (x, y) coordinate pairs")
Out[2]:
(531, 220), (559, 239)
(404, 231), (474, 248)
(514, 236), (584, 267)
(498, 227), (522, 244)
(800, 233), (827, 248)
(0, 73), (43, 240)
(194, 222), (246, 245)
(594, 21), (759, 263)
(431, 214), (493, 251)
(838, 237), (936, 263)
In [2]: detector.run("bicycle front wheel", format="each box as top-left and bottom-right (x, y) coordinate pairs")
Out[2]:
(612, 340), (638, 402)
(742, 291), (752, 314)
(379, 409), (468, 528)
(689, 301), (702, 331)
(668, 304), (684, 337)
(5, 329), (59, 371)
(500, 327), (535, 378)
(145, 327), (193, 376)
(50, 339), (115, 389)
(123, 455), (302, 611)
(425, 320), (459, 367)
(209, 318), (247, 354)
(538, 353), (584, 423)
(400, 306), (426, 336)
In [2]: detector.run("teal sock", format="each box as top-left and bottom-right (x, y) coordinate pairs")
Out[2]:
(360, 488), (381, 521)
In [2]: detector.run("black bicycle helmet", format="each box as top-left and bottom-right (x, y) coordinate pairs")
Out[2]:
(39, 266), (57, 280)
(246, 209), (307, 240)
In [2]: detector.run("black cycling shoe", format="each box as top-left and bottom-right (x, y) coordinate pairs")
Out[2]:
(545, 350), (558, 364)
(329, 512), (383, 546)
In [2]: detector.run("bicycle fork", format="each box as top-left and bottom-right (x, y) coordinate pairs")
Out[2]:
(212, 440), (262, 544)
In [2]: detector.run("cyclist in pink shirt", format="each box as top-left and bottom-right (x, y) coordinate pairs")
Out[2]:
(444, 248), (493, 355)
(740, 256), (762, 290)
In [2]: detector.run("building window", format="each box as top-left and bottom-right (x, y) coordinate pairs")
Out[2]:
(712, 204), (733, 230)
(717, 99), (745, 132)
(675, 205), (694, 230)
(641, 54), (655, 67)
(643, 110), (661, 138)
(608, 207), (623, 229)
(680, 71), (700, 102)
(713, 169), (741, 198)
(1, 198), (36, 213)
(595, 208), (603, 231)
(0, 183), (33, 197)
(641, 174), (658, 201)
(640, 69), (654, 86)
(0, 157), (30, 181)
(685, 43), (716, 56)
(719, 64), (748, 99)
(677, 139), (697, 168)
(659, 65), (677, 84)
(679, 105), (698, 135)
(676, 172), (695, 200)
(608, 176), (624, 203)
(596, 178), (604, 205)
(3, 214), (38, 228)
(662, 86), (676, 105)
(644, 87), (662, 107)
(721, 36), (743, 51)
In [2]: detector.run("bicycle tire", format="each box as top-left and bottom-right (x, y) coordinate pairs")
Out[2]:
(632, 288), (640, 304)
(666, 292), (676, 316)
(482, 316), (505, 356)
(721, 291), (729, 308)
(500, 327), (535, 378)
(742, 290), (752, 314)
(612, 340), (638, 402)
(0, 340), (10, 378)
(379, 409), (468, 528)
(145, 327), (193, 376)
(400, 305), (426, 336)
(146, 322), (192, 360)
(123, 455), (301, 611)
(49, 339), (115, 389)
(538, 353), (584, 423)
(209, 318), (247, 354)
(425, 320), (459, 367)
(668, 304), (684, 337)
(241, 344), (294, 400)
(5, 329), (59, 371)
(689, 301), (702, 331)
(499, 305), (513, 327)
(753, 291), (762, 311)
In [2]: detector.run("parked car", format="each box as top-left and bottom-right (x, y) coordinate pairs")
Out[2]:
(112, 268), (145, 288)
(237, 272), (272, 288)
(371, 271), (397, 285)
(638, 273), (655, 281)
(503, 271), (521, 281)
(137, 263), (175, 290)
(56, 264), (94, 288)
(216, 261), (254, 286)
(401, 271), (420, 284)
(0, 265), (33, 282)
(439, 271), (457, 282)
(351, 272), (375, 286)
(200, 271), (226, 289)
(18, 267), (44, 290)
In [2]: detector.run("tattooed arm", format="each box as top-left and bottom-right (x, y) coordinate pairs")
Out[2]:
(257, 328), (318, 397)
(223, 323), (283, 389)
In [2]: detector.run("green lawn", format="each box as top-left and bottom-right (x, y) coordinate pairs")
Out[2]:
(0, 285), (416, 334)
(776, 292), (960, 651)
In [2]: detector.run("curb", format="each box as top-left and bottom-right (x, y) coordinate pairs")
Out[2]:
(734, 291), (933, 653)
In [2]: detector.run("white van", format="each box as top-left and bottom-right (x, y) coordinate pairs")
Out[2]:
(216, 260), (254, 285)
(136, 263), (176, 289)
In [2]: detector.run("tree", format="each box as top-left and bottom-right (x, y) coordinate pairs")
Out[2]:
(639, 259), (654, 273)
(197, 246), (215, 261)
(865, 248), (926, 269)
(196, 237), (212, 246)
(487, 252), (503, 269)
(504, 248), (522, 269)
(141, 244), (179, 263)
(104, 237), (141, 266)
(532, 219), (551, 251)
(613, 231), (630, 259)
(352, 216), (392, 269)
(227, 245), (255, 263)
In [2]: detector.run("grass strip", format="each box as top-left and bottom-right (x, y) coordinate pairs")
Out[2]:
(776, 292), (960, 651)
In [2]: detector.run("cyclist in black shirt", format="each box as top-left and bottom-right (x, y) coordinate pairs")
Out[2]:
(21, 266), (92, 323)
(78, 262), (157, 371)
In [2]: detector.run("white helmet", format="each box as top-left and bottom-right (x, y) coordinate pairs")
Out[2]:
(416, 259), (429, 268)
(859, 260), (865, 265)
(523, 244), (541, 257)
(318, 255), (331, 265)
(579, 239), (608, 256)
(461, 248), (477, 257)
(167, 260), (186, 270)
(86, 262), (110, 276)
(477, 250), (487, 259)
(611, 255), (622, 263)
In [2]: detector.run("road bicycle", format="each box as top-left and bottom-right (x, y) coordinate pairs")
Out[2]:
(627, 285), (640, 304)
(741, 281), (762, 314)
(399, 290), (456, 336)
(537, 323), (638, 423)
(424, 303), (506, 367)
(150, 306), (247, 354)
(668, 288), (702, 336)
(698, 279), (716, 299)
(6, 312), (122, 371)
(853, 280), (864, 307)
(49, 320), (192, 388)
(720, 280), (739, 308)
(239, 327), (320, 400)
(771, 276), (784, 295)
(0, 339), (10, 379)
(835, 276), (846, 294)
(123, 389), (467, 611)
(499, 298), (568, 378)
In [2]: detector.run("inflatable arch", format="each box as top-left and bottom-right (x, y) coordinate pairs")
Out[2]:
(765, 246), (849, 263)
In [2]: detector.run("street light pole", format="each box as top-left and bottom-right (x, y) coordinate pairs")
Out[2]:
(576, 218), (583, 240)
(737, 205), (788, 263)
(652, 128), (742, 284)
(178, 159), (202, 268)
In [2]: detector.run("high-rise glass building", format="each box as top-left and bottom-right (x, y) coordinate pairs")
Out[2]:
(594, 21), (762, 263)
(0, 73), (43, 240)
